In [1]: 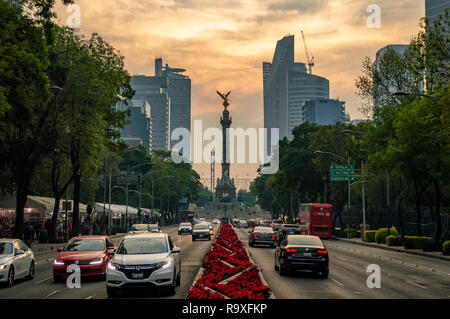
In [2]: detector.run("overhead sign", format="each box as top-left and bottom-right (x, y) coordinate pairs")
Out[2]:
(329, 164), (355, 182)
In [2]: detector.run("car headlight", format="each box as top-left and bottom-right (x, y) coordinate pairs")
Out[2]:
(107, 262), (118, 271)
(53, 259), (65, 265)
(89, 258), (103, 265)
(0, 264), (7, 271)
(156, 260), (172, 270)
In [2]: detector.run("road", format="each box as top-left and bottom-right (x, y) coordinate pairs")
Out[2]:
(234, 227), (450, 299)
(0, 224), (218, 299)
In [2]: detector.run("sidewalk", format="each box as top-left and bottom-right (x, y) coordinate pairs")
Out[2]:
(334, 237), (450, 262)
(28, 233), (125, 255)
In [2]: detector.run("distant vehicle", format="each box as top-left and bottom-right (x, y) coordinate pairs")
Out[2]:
(298, 204), (333, 238)
(207, 222), (213, 235)
(53, 235), (115, 282)
(276, 224), (302, 245)
(0, 239), (35, 287)
(271, 219), (284, 231)
(213, 219), (220, 225)
(178, 223), (192, 235)
(274, 235), (329, 278)
(248, 227), (276, 248)
(198, 218), (206, 223)
(147, 224), (161, 233)
(106, 233), (181, 297)
(192, 223), (211, 241)
(247, 219), (257, 228)
(179, 210), (195, 223)
(129, 224), (149, 234)
(238, 220), (248, 229)
(259, 220), (272, 227)
(232, 219), (240, 228)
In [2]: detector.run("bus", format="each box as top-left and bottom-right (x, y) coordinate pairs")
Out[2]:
(298, 203), (333, 238)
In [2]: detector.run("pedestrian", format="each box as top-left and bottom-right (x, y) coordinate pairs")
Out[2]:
(30, 223), (35, 243)
(57, 221), (63, 237)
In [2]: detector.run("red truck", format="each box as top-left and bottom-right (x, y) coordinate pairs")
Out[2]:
(298, 203), (333, 238)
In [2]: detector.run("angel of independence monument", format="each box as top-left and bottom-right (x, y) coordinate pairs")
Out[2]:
(215, 91), (237, 202)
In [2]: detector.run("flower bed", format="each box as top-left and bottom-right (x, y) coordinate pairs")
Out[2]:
(188, 223), (271, 299)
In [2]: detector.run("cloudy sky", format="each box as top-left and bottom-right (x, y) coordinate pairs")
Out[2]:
(54, 0), (425, 189)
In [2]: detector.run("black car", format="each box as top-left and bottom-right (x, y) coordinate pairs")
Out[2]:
(192, 223), (211, 241)
(274, 235), (329, 278)
(276, 224), (301, 245)
(178, 222), (193, 235)
(259, 220), (272, 227)
(249, 226), (276, 248)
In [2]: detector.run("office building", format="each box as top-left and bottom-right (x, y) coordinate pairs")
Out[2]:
(301, 99), (345, 126)
(120, 99), (152, 151)
(426, 0), (450, 25)
(263, 35), (330, 142)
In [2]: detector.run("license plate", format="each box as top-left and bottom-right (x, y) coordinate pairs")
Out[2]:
(293, 252), (311, 257)
(132, 273), (144, 279)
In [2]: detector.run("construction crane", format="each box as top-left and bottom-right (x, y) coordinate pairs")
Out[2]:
(301, 30), (315, 74)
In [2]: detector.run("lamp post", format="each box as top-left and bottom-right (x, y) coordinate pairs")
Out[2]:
(392, 91), (440, 104)
(126, 162), (155, 225)
(314, 150), (352, 236)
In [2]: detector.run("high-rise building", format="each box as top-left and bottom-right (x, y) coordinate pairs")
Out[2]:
(426, 0), (450, 25)
(263, 35), (330, 142)
(155, 59), (191, 150)
(301, 99), (345, 126)
(120, 99), (152, 151)
(130, 75), (171, 151)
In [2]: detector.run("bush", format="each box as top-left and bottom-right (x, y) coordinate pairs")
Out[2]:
(386, 235), (402, 246)
(422, 238), (438, 252)
(364, 230), (377, 242)
(404, 236), (429, 249)
(442, 241), (450, 256)
(375, 228), (399, 244)
(344, 229), (360, 238)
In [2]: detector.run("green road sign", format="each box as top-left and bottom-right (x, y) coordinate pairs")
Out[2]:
(329, 164), (354, 170)
(330, 176), (355, 182)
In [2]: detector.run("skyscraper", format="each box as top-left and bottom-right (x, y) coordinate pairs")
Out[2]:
(263, 35), (330, 142)
(155, 59), (191, 150)
(120, 99), (152, 151)
(426, 0), (450, 25)
(301, 99), (345, 125)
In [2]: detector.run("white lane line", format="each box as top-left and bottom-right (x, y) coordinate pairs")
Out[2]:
(85, 295), (94, 299)
(331, 278), (344, 286)
(35, 276), (53, 284)
(336, 256), (346, 261)
(406, 281), (428, 290)
(43, 290), (60, 299)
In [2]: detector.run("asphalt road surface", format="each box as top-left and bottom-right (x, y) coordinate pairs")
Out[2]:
(0, 224), (218, 299)
(234, 227), (450, 299)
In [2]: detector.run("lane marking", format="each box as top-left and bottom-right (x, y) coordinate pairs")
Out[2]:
(406, 281), (428, 290)
(336, 256), (346, 261)
(331, 278), (344, 286)
(35, 276), (53, 284)
(85, 295), (94, 299)
(43, 290), (60, 299)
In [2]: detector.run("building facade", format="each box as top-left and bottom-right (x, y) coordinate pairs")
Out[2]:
(426, 0), (450, 25)
(301, 99), (345, 126)
(120, 99), (152, 151)
(263, 35), (330, 142)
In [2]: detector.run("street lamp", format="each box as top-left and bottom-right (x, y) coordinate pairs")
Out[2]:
(341, 130), (367, 240)
(314, 150), (352, 236)
(392, 91), (440, 104)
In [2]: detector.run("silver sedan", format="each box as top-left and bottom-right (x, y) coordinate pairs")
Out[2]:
(0, 239), (35, 287)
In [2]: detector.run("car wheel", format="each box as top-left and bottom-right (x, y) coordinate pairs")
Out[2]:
(279, 262), (287, 276)
(176, 264), (181, 286)
(26, 261), (35, 280)
(6, 266), (14, 287)
(107, 286), (119, 298)
(192, 237), (195, 241)
(274, 259), (279, 271)
(319, 268), (329, 278)
(167, 274), (176, 295)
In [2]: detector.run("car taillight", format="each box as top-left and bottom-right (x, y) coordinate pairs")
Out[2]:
(286, 248), (297, 253)
(316, 250), (328, 254)
(271, 235), (276, 238)
(253, 234), (258, 237)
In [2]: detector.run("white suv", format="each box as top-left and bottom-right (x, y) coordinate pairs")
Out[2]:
(106, 233), (181, 297)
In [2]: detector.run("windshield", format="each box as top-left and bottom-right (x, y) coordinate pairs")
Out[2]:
(254, 227), (273, 233)
(64, 239), (105, 252)
(288, 236), (323, 247)
(194, 224), (209, 230)
(180, 223), (191, 227)
(0, 242), (13, 255)
(148, 225), (158, 229)
(116, 237), (168, 254)
(131, 225), (148, 231)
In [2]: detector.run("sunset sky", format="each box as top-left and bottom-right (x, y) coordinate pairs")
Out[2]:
(54, 0), (425, 189)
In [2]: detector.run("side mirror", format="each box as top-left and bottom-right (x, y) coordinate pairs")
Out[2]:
(15, 249), (25, 256)
(107, 249), (115, 255)
(172, 247), (181, 253)
(57, 248), (63, 252)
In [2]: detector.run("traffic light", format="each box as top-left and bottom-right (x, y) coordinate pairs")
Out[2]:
(240, 202), (244, 207)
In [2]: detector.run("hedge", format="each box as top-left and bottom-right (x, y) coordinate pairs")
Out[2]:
(386, 235), (402, 246)
(344, 229), (361, 238)
(404, 236), (430, 249)
(364, 230), (377, 242)
(443, 241), (450, 256)
(375, 228), (399, 244)
(421, 238), (439, 252)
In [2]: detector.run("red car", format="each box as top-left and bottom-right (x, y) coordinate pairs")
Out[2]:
(53, 235), (115, 282)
